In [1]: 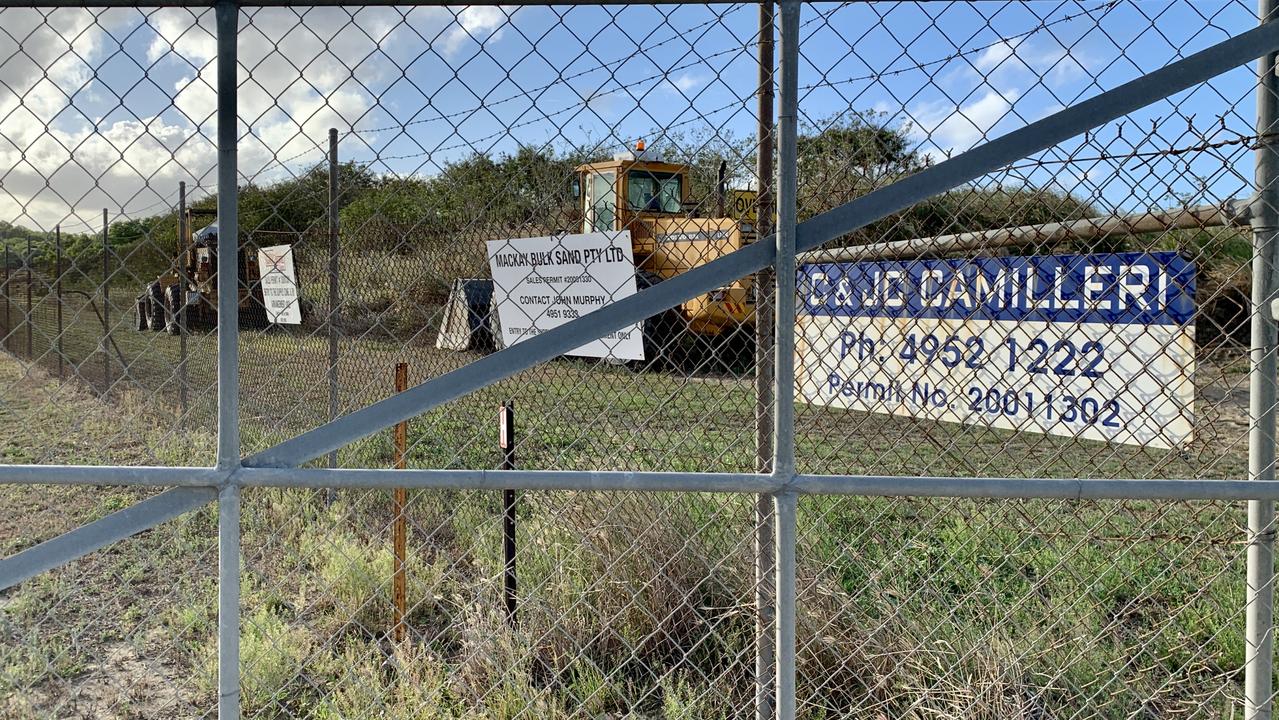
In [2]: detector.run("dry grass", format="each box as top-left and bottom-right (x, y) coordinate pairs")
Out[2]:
(0, 313), (1260, 718)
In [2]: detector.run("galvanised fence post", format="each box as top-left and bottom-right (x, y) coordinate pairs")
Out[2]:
(215, 1), (242, 717)
(1249, 0), (1279, 716)
(215, 0), (241, 470)
(218, 483), (240, 720)
(774, 1), (800, 718)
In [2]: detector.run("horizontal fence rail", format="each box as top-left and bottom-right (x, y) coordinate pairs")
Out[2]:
(12, 464), (1279, 502)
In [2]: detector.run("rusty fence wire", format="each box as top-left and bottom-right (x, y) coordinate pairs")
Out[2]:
(2, 1), (1279, 719)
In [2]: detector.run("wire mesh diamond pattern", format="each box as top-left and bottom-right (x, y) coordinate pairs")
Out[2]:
(3, 1), (1279, 718)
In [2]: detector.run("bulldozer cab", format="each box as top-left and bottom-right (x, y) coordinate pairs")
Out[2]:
(577, 144), (689, 241)
(177, 208), (218, 288)
(574, 144), (755, 337)
(181, 213), (262, 295)
(167, 209), (267, 328)
(576, 144), (735, 276)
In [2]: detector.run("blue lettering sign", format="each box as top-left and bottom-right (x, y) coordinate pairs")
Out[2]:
(799, 252), (1194, 326)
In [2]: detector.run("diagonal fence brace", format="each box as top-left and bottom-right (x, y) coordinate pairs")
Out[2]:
(0, 486), (217, 590)
(244, 20), (1279, 471)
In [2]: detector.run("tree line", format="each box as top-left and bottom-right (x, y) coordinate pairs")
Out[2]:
(0, 116), (1101, 285)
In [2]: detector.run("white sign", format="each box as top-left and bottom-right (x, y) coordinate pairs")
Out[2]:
(486, 232), (644, 360)
(796, 253), (1196, 449)
(256, 244), (301, 325)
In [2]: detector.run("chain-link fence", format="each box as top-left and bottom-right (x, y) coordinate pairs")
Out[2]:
(4, 1), (1279, 718)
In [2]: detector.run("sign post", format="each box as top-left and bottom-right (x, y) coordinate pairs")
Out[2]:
(796, 252), (1196, 448)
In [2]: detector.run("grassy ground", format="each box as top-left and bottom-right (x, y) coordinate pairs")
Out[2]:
(0, 291), (1264, 718)
(0, 287), (1255, 478)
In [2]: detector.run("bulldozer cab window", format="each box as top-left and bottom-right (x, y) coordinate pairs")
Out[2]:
(585, 170), (616, 232)
(627, 171), (681, 213)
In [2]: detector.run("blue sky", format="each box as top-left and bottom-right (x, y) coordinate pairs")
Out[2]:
(0, 1), (1262, 233)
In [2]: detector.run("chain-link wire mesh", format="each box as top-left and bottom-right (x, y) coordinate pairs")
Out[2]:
(794, 0), (1258, 483)
(2, 0), (1278, 717)
(784, 2), (1264, 715)
(1, 496), (217, 719)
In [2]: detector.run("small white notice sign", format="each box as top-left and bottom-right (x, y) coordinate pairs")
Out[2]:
(486, 232), (643, 360)
(256, 244), (301, 325)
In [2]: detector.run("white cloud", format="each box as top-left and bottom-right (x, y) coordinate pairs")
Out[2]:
(585, 88), (621, 118)
(672, 73), (704, 93)
(146, 8), (215, 66)
(974, 40), (1020, 73)
(912, 88), (1019, 152)
(1044, 48), (1088, 87)
(949, 36), (1090, 96)
(0, 10), (100, 144)
(0, 4), (518, 228)
(908, 33), (1097, 160)
(439, 6), (509, 57)
(660, 71), (705, 98)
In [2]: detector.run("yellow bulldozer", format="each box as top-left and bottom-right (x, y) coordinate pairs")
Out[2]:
(576, 142), (757, 345)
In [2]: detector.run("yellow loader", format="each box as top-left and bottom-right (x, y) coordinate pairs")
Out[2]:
(573, 141), (758, 362)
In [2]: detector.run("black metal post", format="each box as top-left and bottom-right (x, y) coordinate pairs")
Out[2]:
(3, 245), (9, 351)
(55, 227), (63, 378)
(179, 183), (189, 421)
(500, 401), (517, 626)
(393, 362), (408, 643)
(102, 208), (111, 393)
(25, 235), (32, 359)
(717, 159), (727, 218)
(327, 128), (341, 496)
